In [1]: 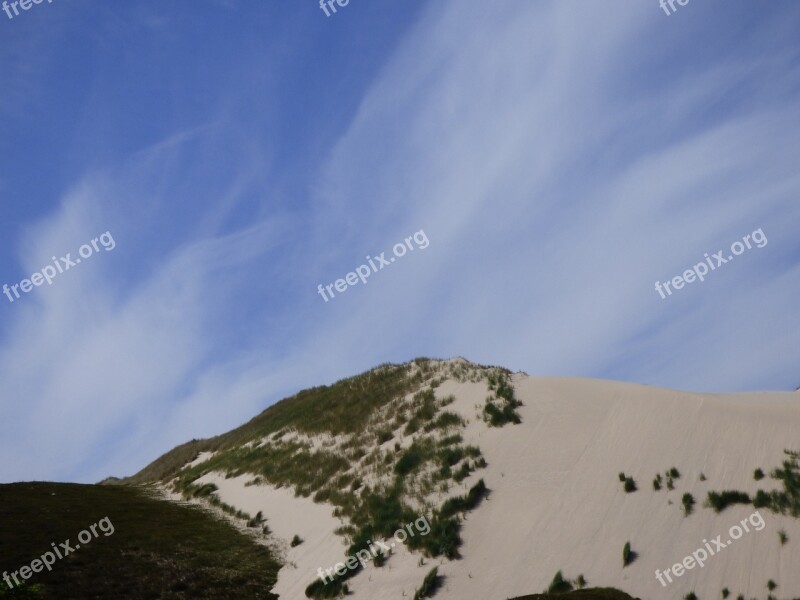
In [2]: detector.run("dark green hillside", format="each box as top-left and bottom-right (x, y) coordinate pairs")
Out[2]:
(509, 588), (639, 600)
(0, 482), (280, 600)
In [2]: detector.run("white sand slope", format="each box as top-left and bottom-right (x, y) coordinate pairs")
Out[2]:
(432, 375), (800, 600)
(176, 371), (800, 600)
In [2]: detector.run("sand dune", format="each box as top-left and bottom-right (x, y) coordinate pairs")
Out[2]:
(173, 369), (800, 600)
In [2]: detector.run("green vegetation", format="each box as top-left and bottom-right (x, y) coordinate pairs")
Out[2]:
(685, 593), (698, 600)
(669, 467), (681, 478)
(706, 491), (751, 513)
(703, 451), (800, 517)
(767, 580), (777, 591)
(377, 429), (394, 444)
(623, 477), (636, 493)
(722, 588), (729, 598)
(290, 534), (303, 547)
(112, 359), (505, 597)
(699, 472), (707, 481)
(305, 575), (348, 599)
(0, 583), (44, 599)
(653, 473), (662, 491)
(778, 529), (788, 545)
(439, 479), (488, 519)
(751, 450), (800, 516)
(373, 550), (386, 567)
(125, 362), (425, 485)
(483, 372), (522, 426)
(509, 589), (637, 600)
(575, 575), (587, 589)
(618, 472), (626, 482)
(395, 443), (427, 477)
(682, 493), (695, 516)
(424, 410), (464, 433)
(622, 542), (636, 567)
(0, 482), (280, 599)
(413, 567), (442, 600)
(405, 390), (440, 435)
(547, 571), (574, 594)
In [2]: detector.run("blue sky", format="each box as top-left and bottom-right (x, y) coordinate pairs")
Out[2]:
(1, 1), (799, 484)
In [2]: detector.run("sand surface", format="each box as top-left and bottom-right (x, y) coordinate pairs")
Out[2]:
(180, 373), (800, 600)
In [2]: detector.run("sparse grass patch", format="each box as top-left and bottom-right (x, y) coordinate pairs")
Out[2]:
(413, 567), (442, 600)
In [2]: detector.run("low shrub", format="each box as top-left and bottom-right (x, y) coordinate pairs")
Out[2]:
(706, 490), (751, 513)
(547, 571), (574, 594)
(374, 550), (386, 567)
(413, 567), (441, 600)
(682, 493), (695, 516)
(305, 574), (346, 599)
(754, 468), (765, 481)
(440, 479), (488, 519)
(622, 542), (636, 567)
(624, 477), (637, 493)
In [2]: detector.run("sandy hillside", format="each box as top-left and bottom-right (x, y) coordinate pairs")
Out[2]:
(169, 367), (800, 600)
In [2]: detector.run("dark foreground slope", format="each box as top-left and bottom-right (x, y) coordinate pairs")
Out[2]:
(0, 482), (280, 600)
(509, 589), (639, 600)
